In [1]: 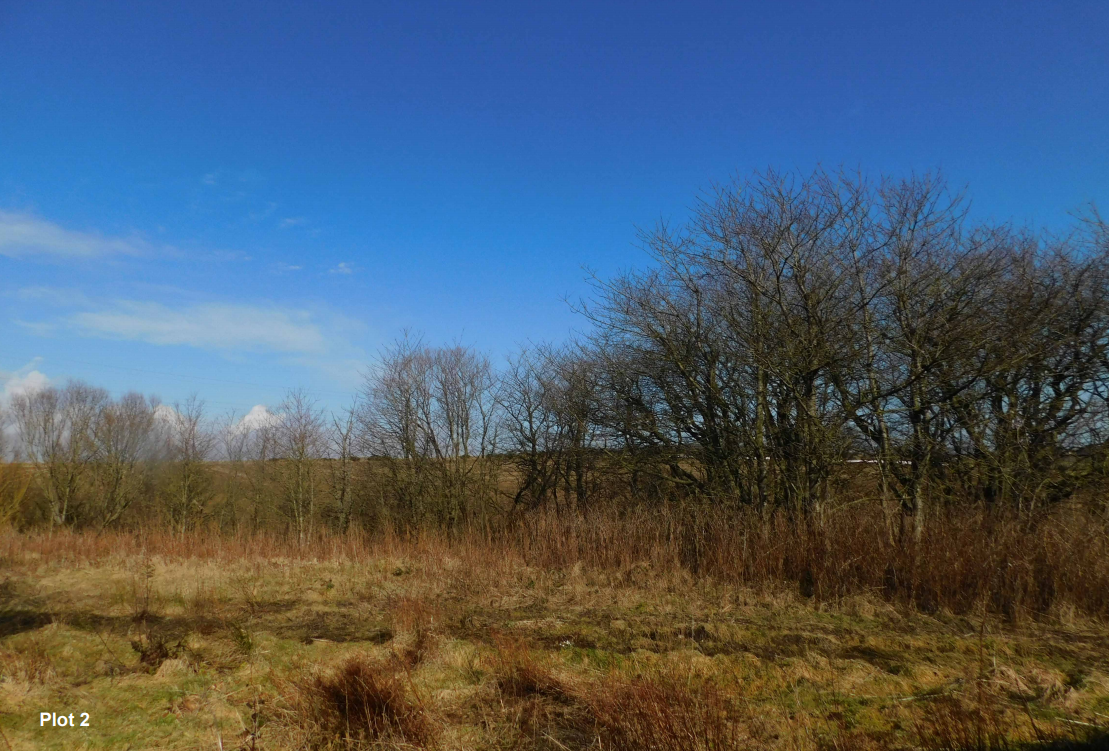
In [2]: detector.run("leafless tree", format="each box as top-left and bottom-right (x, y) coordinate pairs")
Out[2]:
(428, 344), (500, 524)
(358, 334), (501, 528)
(500, 343), (601, 511)
(160, 395), (215, 536)
(216, 408), (253, 531)
(90, 392), (157, 528)
(274, 388), (326, 544)
(500, 347), (564, 508)
(246, 418), (277, 533)
(579, 168), (1109, 536)
(327, 402), (359, 532)
(943, 227), (1109, 514)
(0, 405), (31, 527)
(12, 381), (107, 527)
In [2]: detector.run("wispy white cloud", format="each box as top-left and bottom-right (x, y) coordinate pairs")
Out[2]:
(14, 320), (58, 337)
(14, 286), (94, 307)
(0, 211), (149, 259)
(274, 262), (303, 273)
(329, 262), (354, 275)
(279, 216), (306, 229)
(71, 301), (330, 354)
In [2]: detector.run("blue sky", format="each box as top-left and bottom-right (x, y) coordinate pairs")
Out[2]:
(1, 0), (1107, 417)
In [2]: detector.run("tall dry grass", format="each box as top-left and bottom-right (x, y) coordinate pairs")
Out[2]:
(582, 673), (749, 751)
(496, 502), (1109, 621)
(4, 501), (1107, 621)
(282, 653), (438, 750)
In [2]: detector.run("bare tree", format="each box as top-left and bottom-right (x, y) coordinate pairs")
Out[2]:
(160, 396), (215, 536)
(327, 402), (359, 533)
(358, 334), (441, 526)
(500, 347), (564, 508)
(946, 227), (1109, 514)
(274, 389), (326, 544)
(246, 418), (277, 533)
(217, 409), (253, 531)
(0, 405), (31, 527)
(500, 343), (600, 511)
(12, 381), (107, 527)
(90, 392), (157, 528)
(578, 168), (1109, 534)
(429, 344), (501, 525)
(358, 334), (501, 528)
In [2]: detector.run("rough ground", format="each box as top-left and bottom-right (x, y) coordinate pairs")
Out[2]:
(1, 537), (1108, 750)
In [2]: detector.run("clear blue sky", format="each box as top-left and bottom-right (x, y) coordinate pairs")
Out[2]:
(1, 0), (1107, 416)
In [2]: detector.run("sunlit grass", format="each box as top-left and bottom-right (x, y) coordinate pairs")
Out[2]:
(1, 529), (1107, 750)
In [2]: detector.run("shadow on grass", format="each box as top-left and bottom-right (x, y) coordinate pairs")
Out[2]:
(0, 609), (53, 637)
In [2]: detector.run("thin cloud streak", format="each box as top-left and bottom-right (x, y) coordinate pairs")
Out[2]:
(0, 211), (149, 259)
(71, 301), (330, 354)
(15, 286), (94, 307)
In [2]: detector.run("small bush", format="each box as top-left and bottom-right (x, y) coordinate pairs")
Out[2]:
(130, 632), (180, 671)
(581, 673), (746, 751)
(492, 637), (568, 701)
(291, 654), (436, 749)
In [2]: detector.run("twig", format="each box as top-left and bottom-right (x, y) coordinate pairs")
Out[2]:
(95, 628), (127, 679)
(1021, 698), (1045, 743)
(1060, 718), (1103, 729)
(0, 723), (14, 751)
(389, 648), (431, 712)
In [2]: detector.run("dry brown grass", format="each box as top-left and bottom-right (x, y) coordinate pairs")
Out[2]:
(0, 640), (55, 686)
(494, 503), (1109, 622)
(912, 690), (1109, 751)
(5, 501), (1106, 623)
(580, 673), (750, 751)
(285, 653), (438, 750)
(491, 636), (570, 701)
(2, 506), (1108, 750)
(389, 596), (441, 669)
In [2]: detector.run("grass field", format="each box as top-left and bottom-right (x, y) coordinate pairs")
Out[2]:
(1, 529), (1108, 750)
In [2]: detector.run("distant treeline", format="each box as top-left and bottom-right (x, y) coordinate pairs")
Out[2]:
(3, 169), (1109, 542)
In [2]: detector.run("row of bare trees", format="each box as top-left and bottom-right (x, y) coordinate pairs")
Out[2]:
(2, 169), (1107, 538)
(577, 170), (1109, 538)
(0, 385), (348, 535)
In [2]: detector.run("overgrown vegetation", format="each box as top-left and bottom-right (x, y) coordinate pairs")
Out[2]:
(1, 529), (1108, 749)
(2, 169), (1109, 747)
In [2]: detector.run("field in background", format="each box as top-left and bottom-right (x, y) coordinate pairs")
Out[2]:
(2, 517), (1108, 751)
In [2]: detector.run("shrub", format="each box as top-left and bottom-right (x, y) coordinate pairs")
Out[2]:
(290, 654), (437, 749)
